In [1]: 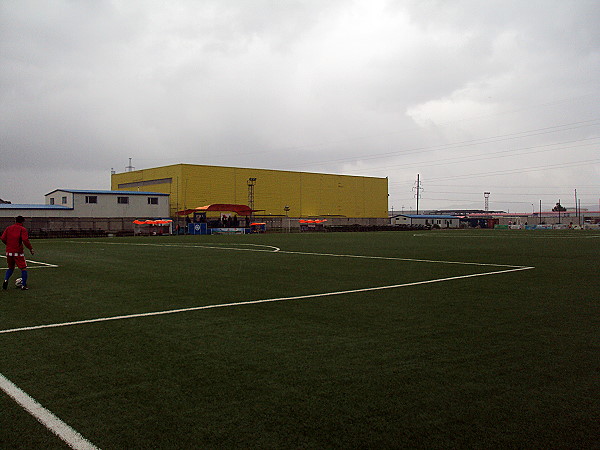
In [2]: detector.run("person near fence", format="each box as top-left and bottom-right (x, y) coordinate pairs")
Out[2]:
(2, 216), (34, 290)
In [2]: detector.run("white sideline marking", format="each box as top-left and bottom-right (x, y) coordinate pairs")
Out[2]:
(25, 259), (59, 267)
(0, 266), (533, 335)
(0, 255), (59, 269)
(0, 372), (98, 449)
(413, 233), (600, 239)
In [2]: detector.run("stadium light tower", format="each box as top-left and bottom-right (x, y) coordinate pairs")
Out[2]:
(484, 192), (490, 212)
(247, 178), (257, 218)
(284, 205), (290, 232)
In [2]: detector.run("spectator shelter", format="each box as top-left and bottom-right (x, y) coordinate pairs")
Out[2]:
(299, 219), (327, 232)
(176, 204), (261, 234)
(132, 219), (173, 236)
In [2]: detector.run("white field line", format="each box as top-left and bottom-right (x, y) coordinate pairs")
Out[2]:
(0, 266), (533, 335)
(64, 240), (282, 253)
(66, 240), (528, 268)
(0, 373), (98, 450)
(277, 250), (531, 268)
(412, 233), (600, 239)
(0, 255), (59, 269)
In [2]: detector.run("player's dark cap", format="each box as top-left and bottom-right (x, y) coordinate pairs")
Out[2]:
(15, 216), (25, 223)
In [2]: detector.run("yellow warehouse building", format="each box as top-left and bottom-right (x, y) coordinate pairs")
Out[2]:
(111, 164), (388, 221)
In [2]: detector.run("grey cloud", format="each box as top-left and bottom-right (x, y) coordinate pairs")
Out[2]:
(1, 0), (598, 210)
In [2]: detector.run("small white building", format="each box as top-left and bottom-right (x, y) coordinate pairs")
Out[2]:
(392, 214), (461, 228)
(0, 189), (169, 218)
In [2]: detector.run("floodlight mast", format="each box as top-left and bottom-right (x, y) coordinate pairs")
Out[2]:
(484, 192), (490, 212)
(247, 178), (257, 220)
(284, 205), (290, 232)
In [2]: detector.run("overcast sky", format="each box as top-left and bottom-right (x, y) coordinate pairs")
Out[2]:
(2, 0), (599, 212)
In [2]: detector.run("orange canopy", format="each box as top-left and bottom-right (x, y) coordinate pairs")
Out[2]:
(133, 219), (173, 225)
(299, 219), (328, 224)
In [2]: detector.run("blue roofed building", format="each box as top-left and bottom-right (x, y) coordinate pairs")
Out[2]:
(0, 189), (171, 236)
(391, 214), (461, 228)
(0, 189), (169, 218)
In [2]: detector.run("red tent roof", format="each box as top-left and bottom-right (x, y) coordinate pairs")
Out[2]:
(175, 209), (196, 216)
(177, 204), (258, 216)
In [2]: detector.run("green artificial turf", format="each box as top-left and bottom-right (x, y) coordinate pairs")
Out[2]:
(1, 230), (599, 448)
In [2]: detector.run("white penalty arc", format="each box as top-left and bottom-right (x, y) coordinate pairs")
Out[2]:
(65, 240), (281, 253)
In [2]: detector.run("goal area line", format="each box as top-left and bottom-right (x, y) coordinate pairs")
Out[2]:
(0, 265), (533, 336)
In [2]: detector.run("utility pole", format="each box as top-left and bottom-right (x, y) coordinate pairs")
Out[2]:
(574, 189), (578, 225)
(413, 174), (423, 214)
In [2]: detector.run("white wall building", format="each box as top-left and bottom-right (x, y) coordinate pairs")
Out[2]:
(0, 189), (169, 218)
(391, 214), (461, 228)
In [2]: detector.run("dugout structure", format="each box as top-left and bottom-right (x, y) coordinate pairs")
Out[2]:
(111, 164), (388, 221)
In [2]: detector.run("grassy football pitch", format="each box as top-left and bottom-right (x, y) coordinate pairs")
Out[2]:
(1, 230), (599, 448)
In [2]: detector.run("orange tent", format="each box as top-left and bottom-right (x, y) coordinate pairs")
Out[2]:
(133, 219), (173, 225)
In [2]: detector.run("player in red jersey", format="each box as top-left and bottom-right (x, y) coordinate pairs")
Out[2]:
(2, 216), (35, 290)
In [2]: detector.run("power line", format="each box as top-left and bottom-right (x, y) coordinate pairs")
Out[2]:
(369, 137), (599, 173)
(222, 93), (600, 160)
(423, 183), (600, 188)
(415, 190), (593, 197)
(422, 197), (536, 204)
(288, 119), (600, 169)
(424, 158), (600, 182)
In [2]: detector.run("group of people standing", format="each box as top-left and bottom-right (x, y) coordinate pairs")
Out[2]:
(187, 213), (251, 229)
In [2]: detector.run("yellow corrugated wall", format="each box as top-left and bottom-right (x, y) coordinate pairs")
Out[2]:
(112, 164), (387, 218)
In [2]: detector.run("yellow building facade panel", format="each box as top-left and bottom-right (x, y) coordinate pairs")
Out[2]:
(111, 164), (388, 218)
